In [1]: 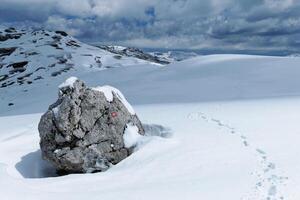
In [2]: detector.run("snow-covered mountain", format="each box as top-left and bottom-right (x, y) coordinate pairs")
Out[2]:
(149, 50), (199, 61)
(0, 27), (164, 90)
(1, 28), (300, 200)
(97, 45), (172, 64)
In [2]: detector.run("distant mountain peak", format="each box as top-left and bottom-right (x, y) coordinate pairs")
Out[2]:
(97, 45), (171, 65)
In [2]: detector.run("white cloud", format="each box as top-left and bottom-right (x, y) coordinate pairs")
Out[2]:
(45, 16), (83, 36)
(55, 0), (92, 17)
(264, 0), (294, 10)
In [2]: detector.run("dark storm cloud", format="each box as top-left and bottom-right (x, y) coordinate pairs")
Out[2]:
(1, 0), (300, 53)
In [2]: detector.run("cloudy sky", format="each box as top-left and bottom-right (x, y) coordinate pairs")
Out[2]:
(1, 0), (300, 53)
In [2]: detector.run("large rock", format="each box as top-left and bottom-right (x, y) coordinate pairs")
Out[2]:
(38, 77), (144, 173)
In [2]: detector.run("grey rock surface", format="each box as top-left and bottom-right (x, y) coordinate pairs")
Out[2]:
(38, 78), (144, 173)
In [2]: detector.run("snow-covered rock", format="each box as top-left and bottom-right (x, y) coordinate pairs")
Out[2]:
(38, 77), (144, 173)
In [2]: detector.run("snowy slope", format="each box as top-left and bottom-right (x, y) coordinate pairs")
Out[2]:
(1, 50), (300, 200)
(2, 54), (300, 115)
(0, 27), (160, 90)
(0, 99), (299, 200)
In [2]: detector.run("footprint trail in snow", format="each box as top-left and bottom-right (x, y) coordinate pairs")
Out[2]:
(188, 112), (288, 200)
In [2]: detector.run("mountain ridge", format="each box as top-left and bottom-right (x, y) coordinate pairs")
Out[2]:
(0, 27), (169, 90)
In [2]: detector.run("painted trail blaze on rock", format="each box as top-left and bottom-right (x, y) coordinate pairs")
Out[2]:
(38, 77), (144, 174)
(111, 112), (118, 118)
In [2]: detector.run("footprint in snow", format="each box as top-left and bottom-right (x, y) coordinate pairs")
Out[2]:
(196, 112), (288, 200)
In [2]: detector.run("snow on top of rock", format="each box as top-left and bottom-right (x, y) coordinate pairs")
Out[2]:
(93, 85), (114, 101)
(123, 123), (142, 148)
(93, 85), (135, 115)
(59, 76), (78, 88)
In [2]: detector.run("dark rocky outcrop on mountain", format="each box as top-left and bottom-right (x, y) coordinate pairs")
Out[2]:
(0, 47), (17, 57)
(0, 28), (25, 41)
